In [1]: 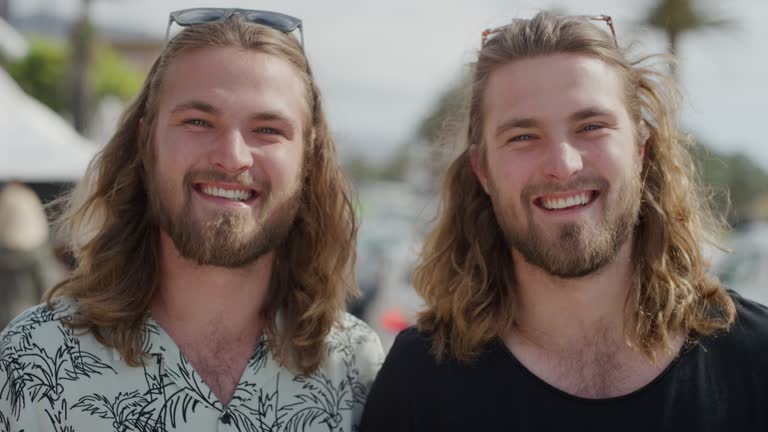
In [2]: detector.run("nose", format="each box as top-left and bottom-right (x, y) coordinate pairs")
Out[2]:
(209, 128), (254, 173)
(541, 138), (583, 182)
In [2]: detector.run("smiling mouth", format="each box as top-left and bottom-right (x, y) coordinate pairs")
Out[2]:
(534, 191), (599, 211)
(194, 184), (258, 202)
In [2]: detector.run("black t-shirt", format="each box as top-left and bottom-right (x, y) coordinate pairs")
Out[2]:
(360, 292), (768, 431)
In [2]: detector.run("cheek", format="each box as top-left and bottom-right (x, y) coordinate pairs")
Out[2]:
(260, 144), (304, 190)
(487, 150), (531, 200)
(156, 130), (206, 175)
(151, 135), (198, 203)
(597, 146), (640, 183)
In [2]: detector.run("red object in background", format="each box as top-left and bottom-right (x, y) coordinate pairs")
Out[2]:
(380, 308), (412, 333)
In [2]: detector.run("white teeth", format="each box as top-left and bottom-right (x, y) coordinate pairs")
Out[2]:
(201, 186), (253, 201)
(541, 192), (592, 210)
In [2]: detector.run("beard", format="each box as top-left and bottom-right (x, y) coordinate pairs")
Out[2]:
(490, 171), (642, 278)
(147, 169), (302, 268)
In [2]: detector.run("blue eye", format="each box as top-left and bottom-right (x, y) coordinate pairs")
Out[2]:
(185, 119), (210, 127)
(254, 127), (281, 135)
(581, 124), (603, 132)
(510, 134), (533, 142)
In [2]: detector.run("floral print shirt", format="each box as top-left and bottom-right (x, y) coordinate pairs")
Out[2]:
(0, 298), (384, 431)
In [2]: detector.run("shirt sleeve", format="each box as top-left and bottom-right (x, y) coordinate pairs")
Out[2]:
(349, 321), (386, 432)
(0, 374), (12, 431)
(1, 335), (24, 431)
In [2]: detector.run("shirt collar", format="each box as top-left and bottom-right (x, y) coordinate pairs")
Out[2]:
(140, 314), (277, 410)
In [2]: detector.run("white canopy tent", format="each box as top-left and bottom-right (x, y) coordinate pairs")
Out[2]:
(0, 16), (28, 60)
(0, 67), (99, 182)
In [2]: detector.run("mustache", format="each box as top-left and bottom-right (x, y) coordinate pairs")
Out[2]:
(183, 170), (267, 191)
(521, 176), (609, 202)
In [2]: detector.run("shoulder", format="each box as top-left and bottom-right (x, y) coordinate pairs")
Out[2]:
(314, 313), (384, 426)
(368, 326), (479, 393)
(324, 313), (385, 375)
(1, 298), (83, 393)
(368, 326), (438, 389)
(1, 298), (81, 353)
(699, 290), (768, 360)
(328, 313), (385, 364)
(386, 326), (438, 366)
(730, 290), (768, 327)
(727, 290), (768, 344)
(359, 327), (438, 431)
(332, 312), (382, 345)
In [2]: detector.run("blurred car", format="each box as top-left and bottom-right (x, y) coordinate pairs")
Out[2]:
(347, 243), (385, 320)
(364, 238), (425, 351)
(347, 181), (432, 347)
(712, 223), (768, 306)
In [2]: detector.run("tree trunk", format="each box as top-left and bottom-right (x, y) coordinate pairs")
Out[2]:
(70, 0), (92, 134)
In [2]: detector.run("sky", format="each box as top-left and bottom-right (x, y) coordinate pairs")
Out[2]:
(11, 0), (768, 168)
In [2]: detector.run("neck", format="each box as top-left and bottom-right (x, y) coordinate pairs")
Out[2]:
(510, 238), (635, 351)
(150, 232), (273, 342)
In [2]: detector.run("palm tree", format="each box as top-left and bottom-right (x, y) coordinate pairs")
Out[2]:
(645, 0), (731, 79)
(70, 0), (94, 133)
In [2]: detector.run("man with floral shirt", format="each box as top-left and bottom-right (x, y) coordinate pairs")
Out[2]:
(0, 8), (383, 432)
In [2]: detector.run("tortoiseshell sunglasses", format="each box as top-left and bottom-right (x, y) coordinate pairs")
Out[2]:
(481, 14), (617, 48)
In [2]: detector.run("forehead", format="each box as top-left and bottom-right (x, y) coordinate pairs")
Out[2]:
(483, 53), (629, 126)
(159, 46), (308, 120)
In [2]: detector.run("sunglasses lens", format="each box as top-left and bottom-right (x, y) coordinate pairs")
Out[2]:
(243, 11), (299, 32)
(174, 9), (228, 25)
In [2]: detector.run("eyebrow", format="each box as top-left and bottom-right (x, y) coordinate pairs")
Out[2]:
(494, 117), (539, 138)
(250, 110), (294, 125)
(170, 100), (220, 115)
(170, 100), (297, 127)
(494, 106), (616, 138)
(569, 107), (615, 122)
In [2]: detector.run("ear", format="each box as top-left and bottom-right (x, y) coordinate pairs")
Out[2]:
(469, 144), (490, 195)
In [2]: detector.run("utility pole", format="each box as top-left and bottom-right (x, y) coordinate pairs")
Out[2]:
(70, 0), (93, 133)
(0, 0), (10, 22)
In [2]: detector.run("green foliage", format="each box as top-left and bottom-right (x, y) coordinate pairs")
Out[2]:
(646, 0), (729, 33)
(379, 146), (411, 181)
(690, 143), (768, 224)
(417, 77), (467, 144)
(92, 46), (143, 102)
(5, 38), (69, 113)
(343, 147), (410, 183)
(5, 37), (142, 115)
(645, 0), (732, 77)
(344, 156), (380, 182)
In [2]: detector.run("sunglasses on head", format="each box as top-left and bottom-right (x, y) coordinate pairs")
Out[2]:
(165, 8), (304, 47)
(481, 14), (617, 48)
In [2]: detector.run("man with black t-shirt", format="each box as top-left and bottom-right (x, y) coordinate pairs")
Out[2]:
(361, 12), (768, 431)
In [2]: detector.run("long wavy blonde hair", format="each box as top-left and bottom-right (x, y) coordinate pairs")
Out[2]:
(415, 12), (735, 362)
(46, 17), (357, 375)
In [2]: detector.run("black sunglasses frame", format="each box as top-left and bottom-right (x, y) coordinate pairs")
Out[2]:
(165, 8), (304, 48)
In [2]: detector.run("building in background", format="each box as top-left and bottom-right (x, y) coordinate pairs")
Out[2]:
(8, 8), (160, 142)
(11, 10), (162, 74)
(0, 16), (27, 60)
(0, 16), (96, 204)
(0, 65), (97, 196)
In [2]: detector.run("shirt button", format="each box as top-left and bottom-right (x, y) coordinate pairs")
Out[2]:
(221, 412), (232, 424)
